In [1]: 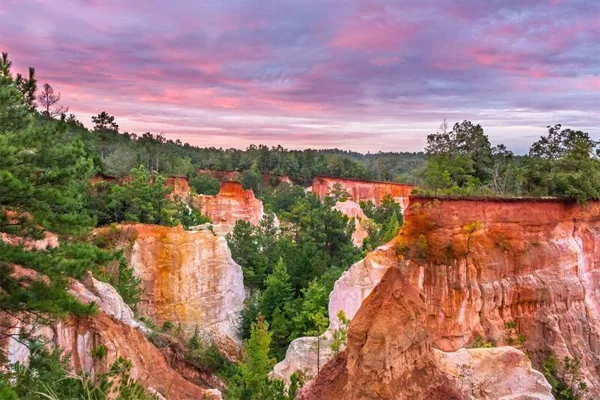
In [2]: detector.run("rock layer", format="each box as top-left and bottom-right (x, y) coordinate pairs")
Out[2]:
(193, 181), (263, 235)
(312, 176), (414, 211)
(124, 223), (245, 343)
(299, 267), (463, 400)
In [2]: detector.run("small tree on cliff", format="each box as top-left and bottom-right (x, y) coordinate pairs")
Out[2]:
(329, 310), (350, 356)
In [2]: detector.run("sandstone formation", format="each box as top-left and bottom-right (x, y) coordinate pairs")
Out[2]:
(167, 175), (191, 201)
(434, 347), (552, 400)
(123, 223), (245, 344)
(299, 268), (553, 400)
(272, 240), (399, 382)
(280, 195), (600, 396)
(2, 268), (221, 399)
(334, 200), (369, 247)
(400, 197), (600, 394)
(312, 176), (414, 211)
(193, 181), (264, 235)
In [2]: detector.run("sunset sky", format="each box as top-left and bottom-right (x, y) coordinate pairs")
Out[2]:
(2, 0), (599, 153)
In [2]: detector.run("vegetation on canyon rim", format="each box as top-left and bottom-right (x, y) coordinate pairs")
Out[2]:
(1, 50), (598, 400)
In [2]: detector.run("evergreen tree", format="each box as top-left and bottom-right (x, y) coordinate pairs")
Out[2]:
(260, 258), (294, 321)
(381, 210), (401, 243)
(239, 315), (275, 395)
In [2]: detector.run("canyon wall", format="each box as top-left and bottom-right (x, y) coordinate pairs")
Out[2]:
(167, 175), (191, 201)
(278, 195), (600, 395)
(193, 181), (263, 235)
(312, 176), (414, 211)
(398, 197), (600, 393)
(121, 223), (245, 344)
(299, 268), (552, 400)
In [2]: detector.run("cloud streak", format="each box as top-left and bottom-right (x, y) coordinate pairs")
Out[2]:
(1, 0), (599, 153)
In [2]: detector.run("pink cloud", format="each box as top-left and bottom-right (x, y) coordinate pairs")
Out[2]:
(370, 56), (404, 67)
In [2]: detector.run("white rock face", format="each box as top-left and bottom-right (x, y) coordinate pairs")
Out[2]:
(272, 336), (334, 383)
(334, 201), (369, 248)
(125, 224), (246, 343)
(434, 347), (554, 400)
(272, 241), (399, 382)
(69, 272), (143, 330)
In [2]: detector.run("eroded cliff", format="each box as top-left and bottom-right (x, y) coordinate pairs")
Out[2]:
(117, 223), (245, 344)
(193, 181), (263, 235)
(312, 176), (414, 211)
(2, 268), (221, 399)
(399, 197), (600, 393)
(167, 175), (191, 201)
(278, 196), (600, 396)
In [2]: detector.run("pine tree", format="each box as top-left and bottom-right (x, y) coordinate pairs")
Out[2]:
(260, 258), (293, 321)
(0, 54), (31, 132)
(382, 210), (401, 243)
(239, 314), (275, 394)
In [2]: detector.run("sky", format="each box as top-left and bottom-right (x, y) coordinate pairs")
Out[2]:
(1, 0), (599, 153)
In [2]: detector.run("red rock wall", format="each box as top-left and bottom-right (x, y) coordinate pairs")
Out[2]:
(193, 181), (263, 234)
(400, 197), (600, 393)
(166, 176), (191, 201)
(299, 268), (462, 400)
(312, 176), (414, 210)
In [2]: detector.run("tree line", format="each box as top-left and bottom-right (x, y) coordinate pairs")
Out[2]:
(420, 120), (600, 203)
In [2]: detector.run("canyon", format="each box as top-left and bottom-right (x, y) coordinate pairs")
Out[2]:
(273, 239), (400, 382)
(7, 173), (600, 398)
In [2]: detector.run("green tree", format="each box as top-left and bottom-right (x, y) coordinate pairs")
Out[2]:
(381, 210), (401, 243)
(240, 162), (264, 196)
(330, 310), (350, 355)
(260, 258), (294, 321)
(92, 111), (119, 132)
(239, 315), (275, 394)
(526, 124), (600, 203)
(190, 173), (220, 195)
(292, 280), (329, 338)
(423, 120), (493, 192)
(0, 53), (32, 133)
